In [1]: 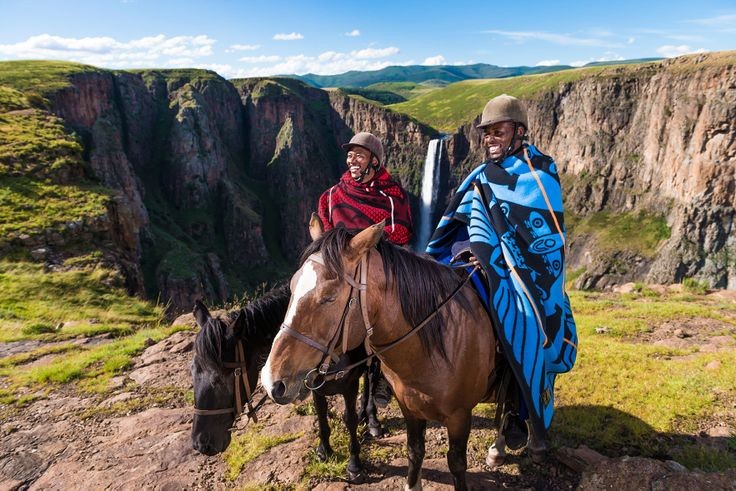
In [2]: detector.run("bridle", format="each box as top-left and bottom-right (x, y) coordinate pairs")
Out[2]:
(193, 339), (268, 425)
(279, 253), (371, 389)
(279, 250), (478, 390)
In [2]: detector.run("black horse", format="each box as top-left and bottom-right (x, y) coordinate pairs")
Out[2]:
(190, 285), (383, 482)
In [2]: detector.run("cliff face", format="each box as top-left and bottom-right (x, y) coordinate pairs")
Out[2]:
(445, 54), (736, 288)
(33, 71), (437, 313)
(9, 54), (734, 315)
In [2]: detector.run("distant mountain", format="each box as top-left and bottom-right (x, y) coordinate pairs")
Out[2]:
(293, 63), (573, 88)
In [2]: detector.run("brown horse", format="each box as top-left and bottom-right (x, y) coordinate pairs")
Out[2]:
(262, 219), (501, 490)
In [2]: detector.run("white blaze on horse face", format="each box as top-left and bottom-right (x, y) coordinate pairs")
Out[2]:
(261, 260), (320, 398)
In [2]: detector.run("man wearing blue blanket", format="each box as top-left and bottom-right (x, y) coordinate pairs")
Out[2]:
(426, 94), (578, 467)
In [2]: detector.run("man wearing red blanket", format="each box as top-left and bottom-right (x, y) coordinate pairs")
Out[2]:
(316, 132), (413, 408)
(317, 132), (413, 246)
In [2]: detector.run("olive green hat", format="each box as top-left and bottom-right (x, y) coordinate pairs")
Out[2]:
(341, 132), (384, 164)
(477, 94), (528, 130)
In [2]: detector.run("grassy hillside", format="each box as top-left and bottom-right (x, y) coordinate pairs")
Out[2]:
(389, 64), (636, 132)
(295, 63), (574, 88)
(0, 62), (112, 247)
(389, 51), (736, 132)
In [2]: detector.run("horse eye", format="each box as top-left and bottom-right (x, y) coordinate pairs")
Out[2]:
(319, 295), (336, 305)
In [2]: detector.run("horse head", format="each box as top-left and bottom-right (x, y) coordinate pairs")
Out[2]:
(191, 301), (254, 455)
(261, 219), (385, 405)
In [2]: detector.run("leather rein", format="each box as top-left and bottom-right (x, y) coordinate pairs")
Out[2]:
(279, 251), (478, 390)
(193, 339), (268, 426)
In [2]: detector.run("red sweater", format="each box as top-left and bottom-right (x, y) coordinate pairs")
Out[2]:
(317, 168), (413, 245)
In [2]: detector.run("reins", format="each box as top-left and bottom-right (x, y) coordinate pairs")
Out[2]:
(193, 339), (267, 425)
(279, 250), (479, 388)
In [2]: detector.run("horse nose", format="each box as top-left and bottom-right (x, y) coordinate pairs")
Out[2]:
(271, 380), (287, 401)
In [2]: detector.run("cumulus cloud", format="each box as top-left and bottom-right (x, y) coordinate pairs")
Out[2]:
(0, 33), (215, 68)
(344, 29), (361, 37)
(273, 32), (303, 41)
(227, 44), (260, 52)
(423, 55), (446, 66)
(656, 44), (707, 58)
(569, 52), (625, 67)
(351, 46), (400, 59)
(239, 55), (281, 63)
(485, 29), (625, 48)
(535, 59), (560, 66)
(228, 46), (405, 77)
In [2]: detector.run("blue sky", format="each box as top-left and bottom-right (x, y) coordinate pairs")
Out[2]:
(0, 0), (734, 78)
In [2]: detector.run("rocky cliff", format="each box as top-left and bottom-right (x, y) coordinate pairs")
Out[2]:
(2, 53), (733, 315)
(2, 65), (437, 313)
(444, 53), (736, 289)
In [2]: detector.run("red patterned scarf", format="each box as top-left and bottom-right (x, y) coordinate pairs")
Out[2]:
(317, 167), (413, 245)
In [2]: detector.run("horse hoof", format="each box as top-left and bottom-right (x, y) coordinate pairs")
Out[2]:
(316, 446), (332, 462)
(485, 446), (506, 468)
(404, 481), (422, 491)
(368, 424), (384, 438)
(347, 468), (365, 484)
(528, 446), (547, 465)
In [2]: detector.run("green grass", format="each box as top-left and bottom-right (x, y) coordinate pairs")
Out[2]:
(567, 210), (671, 258)
(223, 424), (303, 480)
(0, 177), (110, 240)
(390, 65), (624, 132)
(0, 60), (103, 96)
(365, 81), (444, 100)
(0, 261), (162, 343)
(0, 324), (182, 404)
(551, 290), (736, 470)
(0, 108), (86, 178)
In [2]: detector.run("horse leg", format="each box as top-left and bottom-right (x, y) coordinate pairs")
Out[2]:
(313, 392), (332, 461)
(358, 369), (369, 424)
(485, 432), (506, 468)
(364, 363), (383, 437)
(404, 414), (427, 491)
(342, 378), (365, 483)
(446, 410), (471, 491)
(527, 424), (548, 464)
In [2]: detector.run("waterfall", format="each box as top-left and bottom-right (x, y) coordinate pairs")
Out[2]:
(416, 138), (443, 251)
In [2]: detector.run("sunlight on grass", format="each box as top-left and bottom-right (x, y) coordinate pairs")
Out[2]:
(224, 424), (303, 480)
(0, 262), (162, 342)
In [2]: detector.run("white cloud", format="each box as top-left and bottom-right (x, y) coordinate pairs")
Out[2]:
(666, 34), (705, 42)
(0, 33), (216, 68)
(239, 55), (281, 63)
(569, 52), (625, 67)
(485, 29), (625, 48)
(229, 47), (407, 77)
(656, 44), (707, 58)
(627, 37), (636, 44)
(535, 59), (560, 66)
(344, 29), (361, 37)
(273, 32), (304, 41)
(687, 14), (736, 26)
(423, 55), (446, 66)
(227, 43), (260, 52)
(351, 46), (400, 59)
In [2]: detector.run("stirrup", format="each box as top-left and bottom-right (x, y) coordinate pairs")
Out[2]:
(499, 411), (531, 451)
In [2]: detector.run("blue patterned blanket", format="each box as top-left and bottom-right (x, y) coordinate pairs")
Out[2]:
(427, 144), (578, 439)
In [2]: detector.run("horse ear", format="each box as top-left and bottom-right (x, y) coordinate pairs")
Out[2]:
(348, 220), (385, 258)
(309, 212), (324, 241)
(230, 309), (246, 336)
(193, 300), (211, 329)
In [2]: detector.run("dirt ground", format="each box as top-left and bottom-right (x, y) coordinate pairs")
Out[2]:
(1, 317), (734, 490)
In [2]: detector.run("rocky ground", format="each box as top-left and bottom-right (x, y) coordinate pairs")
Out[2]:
(1, 312), (735, 490)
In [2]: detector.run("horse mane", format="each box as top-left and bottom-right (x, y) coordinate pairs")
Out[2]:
(300, 227), (470, 359)
(194, 283), (290, 371)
